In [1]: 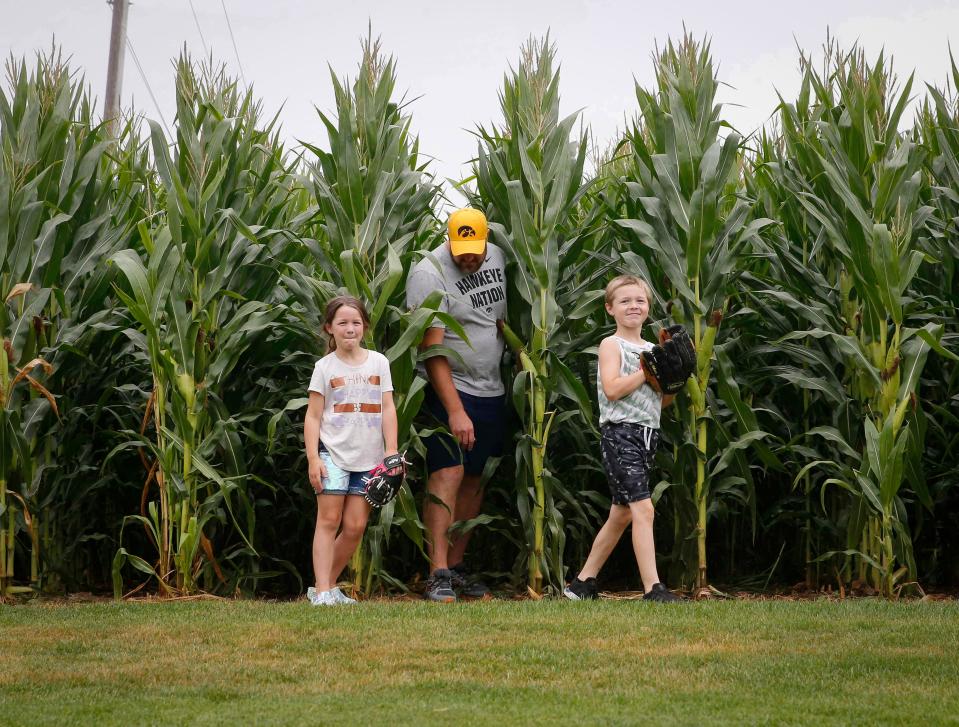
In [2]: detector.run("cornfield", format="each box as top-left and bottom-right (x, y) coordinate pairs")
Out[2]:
(1, 32), (956, 601)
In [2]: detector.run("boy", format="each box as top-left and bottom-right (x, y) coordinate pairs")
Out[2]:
(564, 275), (681, 603)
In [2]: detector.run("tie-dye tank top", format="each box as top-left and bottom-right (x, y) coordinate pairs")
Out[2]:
(597, 336), (662, 428)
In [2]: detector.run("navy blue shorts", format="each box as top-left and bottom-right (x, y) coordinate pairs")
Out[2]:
(600, 422), (660, 505)
(421, 385), (506, 476)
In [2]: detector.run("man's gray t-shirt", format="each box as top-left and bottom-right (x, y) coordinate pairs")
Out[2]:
(406, 243), (507, 397)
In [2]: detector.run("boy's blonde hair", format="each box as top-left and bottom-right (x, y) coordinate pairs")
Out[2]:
(604, 275), (653, 307)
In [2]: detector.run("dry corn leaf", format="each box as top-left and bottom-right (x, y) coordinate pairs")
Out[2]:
(5, 282), (35, 303)
(12, 357), (53, 387)
(24, 374), (60, 419)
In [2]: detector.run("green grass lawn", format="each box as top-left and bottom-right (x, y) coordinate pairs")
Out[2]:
(2, 598), (958, 726)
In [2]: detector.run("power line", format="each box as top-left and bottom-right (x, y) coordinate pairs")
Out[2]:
(220, 0), (247, 86)
(187, 0), (209, 56)
(125, 36), (173, 139)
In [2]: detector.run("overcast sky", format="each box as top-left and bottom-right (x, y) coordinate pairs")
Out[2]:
(4, 1), (957, 202)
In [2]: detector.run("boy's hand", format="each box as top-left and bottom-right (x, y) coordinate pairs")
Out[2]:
(658, 324), (686, 345)
(640, 330), (696, 395)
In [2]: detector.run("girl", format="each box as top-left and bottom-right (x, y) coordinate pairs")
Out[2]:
(563, 275), (681, 603)
(304, 296), (399, 606)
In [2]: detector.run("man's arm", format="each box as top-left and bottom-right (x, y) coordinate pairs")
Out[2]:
(421, 326), (475, 451)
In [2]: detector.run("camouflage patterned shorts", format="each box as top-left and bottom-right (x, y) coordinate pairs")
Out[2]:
(599, 422), (660, 505)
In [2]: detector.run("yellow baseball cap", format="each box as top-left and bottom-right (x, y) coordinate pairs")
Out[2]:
(448, 208), (488, 256)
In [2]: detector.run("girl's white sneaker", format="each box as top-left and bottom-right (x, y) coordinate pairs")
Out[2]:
(306, 587), (337, 606)
(330, 587), (357, 604)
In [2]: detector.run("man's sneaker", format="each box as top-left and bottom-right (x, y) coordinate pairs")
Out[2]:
(424, 568), (457, 603)
(330, 587), (357, 604)
(450, 563), (491, 599)
(643, 583), (681, 603)
(563, 576), (598, 601)
(306, 587), (338, 606)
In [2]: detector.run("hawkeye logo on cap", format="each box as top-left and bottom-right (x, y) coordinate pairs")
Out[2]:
(449, 208), (488, 256)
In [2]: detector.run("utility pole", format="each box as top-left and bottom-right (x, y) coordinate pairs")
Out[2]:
(104, 0), (129, 135)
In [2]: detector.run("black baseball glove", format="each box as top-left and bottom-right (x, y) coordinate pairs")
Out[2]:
(659, 325), (697, 376)
(641, 325), (696, 394)
(363, 453), (409, 508)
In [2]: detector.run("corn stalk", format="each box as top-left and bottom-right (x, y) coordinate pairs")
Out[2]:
(615, 34), (772, 590)
(471, 36), (607, 594)
(287, 34), (446, 594)
(771, 42), (957, 596)
(914, 55), (959, 555)
(109, 56), (300, 596)
(0, 49), (137, 596)
(746, 126), (857, 590)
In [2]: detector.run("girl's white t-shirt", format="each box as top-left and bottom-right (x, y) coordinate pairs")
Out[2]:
(307, 350), (393, 472)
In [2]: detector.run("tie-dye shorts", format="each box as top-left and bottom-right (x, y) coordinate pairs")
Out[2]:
(599, 422), (660, 505)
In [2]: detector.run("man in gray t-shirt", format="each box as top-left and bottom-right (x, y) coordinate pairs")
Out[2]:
(406, 208), (507, 602)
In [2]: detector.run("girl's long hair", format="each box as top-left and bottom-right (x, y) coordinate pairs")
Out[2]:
(323, 295), (371, 352)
